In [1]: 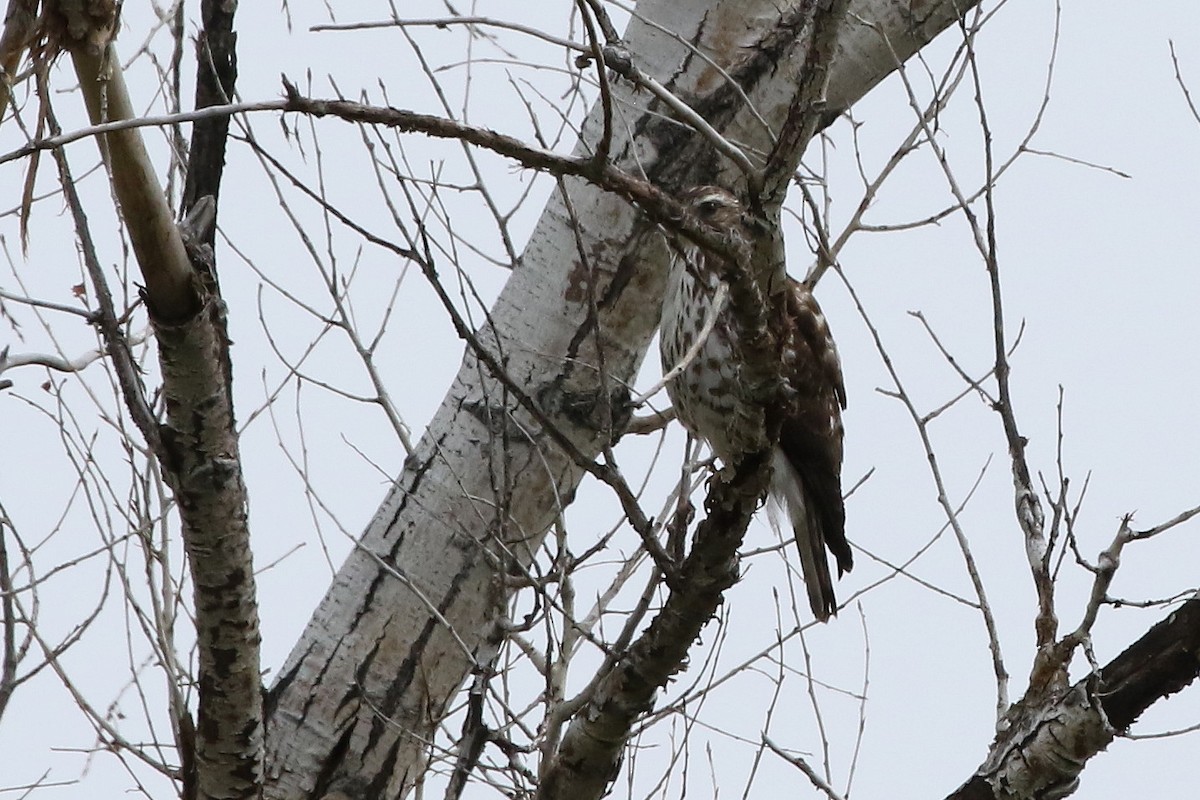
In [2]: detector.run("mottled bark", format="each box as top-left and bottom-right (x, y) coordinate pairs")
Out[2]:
(48, 2), (263, 797)
(155, 294), (263, 800)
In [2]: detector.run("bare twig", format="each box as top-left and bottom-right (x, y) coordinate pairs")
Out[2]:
(0, 329), (149, 380)
(312, 16), (584, 54)
(838, 262), (1009, 718)
(0, 100), (287, 167)
(1169, 40), (1200, 129)
(623, 406), (675, 435)
(1130, 503), (1200, 541)
(763, 735), (847, 800)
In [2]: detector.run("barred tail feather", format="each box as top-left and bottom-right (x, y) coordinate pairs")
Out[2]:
(770, 449), (838, 621)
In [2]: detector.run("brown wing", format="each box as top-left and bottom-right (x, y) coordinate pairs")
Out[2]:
(778, 278), (852, 576)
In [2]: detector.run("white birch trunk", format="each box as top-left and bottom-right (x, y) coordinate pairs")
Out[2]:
(262, 2), (979, 797)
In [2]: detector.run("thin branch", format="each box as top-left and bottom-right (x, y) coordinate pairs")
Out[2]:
(312, 16), (585, 54)
(0, 99), (286, 164)
(0, 286), (94, 319)
(575, 0), (615, 165)
(42, 89), (165, 462)
(763, 736), (847, 800)
(1169, 40), (1200, 129)
(280, 81), (743, 261)
(760, 0), (851, 201)
(1130, 503), (1200, 541)
(0, 328), (149, 380)
(836, 263), (1008, 718)
(623, 406), (675, 435)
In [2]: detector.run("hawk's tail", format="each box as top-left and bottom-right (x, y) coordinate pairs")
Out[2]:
(770, 449), (838, 622)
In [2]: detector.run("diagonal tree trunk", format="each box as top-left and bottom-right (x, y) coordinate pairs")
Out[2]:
(260, 2), (983, 797)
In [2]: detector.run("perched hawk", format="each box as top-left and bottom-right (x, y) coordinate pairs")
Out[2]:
(659, 186), (852, 621)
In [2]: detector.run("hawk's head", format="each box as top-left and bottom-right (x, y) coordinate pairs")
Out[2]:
(683, 185), (742, 229)
(677, 186), (747, 282)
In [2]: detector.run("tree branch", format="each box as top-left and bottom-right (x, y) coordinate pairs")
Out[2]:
(538, 447), (773, 800)
(65, 40), (198, 321)
(45, 3), (264, 796)
(947, 593), (1200, 800)
(181, 0), (239, 227)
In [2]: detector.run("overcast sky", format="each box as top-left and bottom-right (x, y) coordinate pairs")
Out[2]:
(2, 1), (1198, 797)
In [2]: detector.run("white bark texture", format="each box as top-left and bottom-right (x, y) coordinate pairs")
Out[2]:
(261, 2), (980, 797)
(947, 594), (1200, 800)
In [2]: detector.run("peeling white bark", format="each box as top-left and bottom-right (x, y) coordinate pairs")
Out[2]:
(947, 594), (1200, 800)
(981, 686), (1112, 800)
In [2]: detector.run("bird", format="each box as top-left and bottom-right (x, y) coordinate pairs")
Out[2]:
(658, 185), (852, 621)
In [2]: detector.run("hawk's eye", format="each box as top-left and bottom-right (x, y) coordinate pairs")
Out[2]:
(697, 199), (722, 216)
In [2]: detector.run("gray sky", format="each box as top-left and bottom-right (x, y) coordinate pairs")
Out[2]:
(1, 1), (1197, 797)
